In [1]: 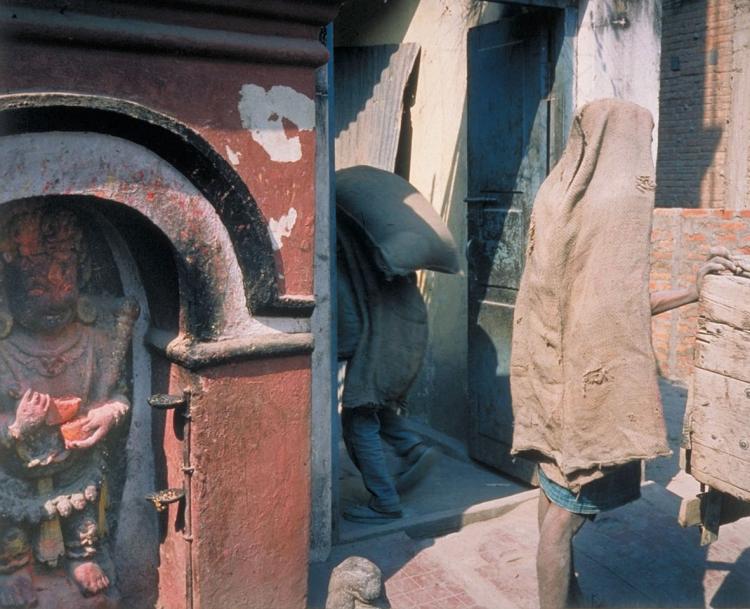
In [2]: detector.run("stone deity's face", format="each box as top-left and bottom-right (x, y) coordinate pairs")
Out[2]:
(8, 249), (79, 333)
(3, 208), (84, 335)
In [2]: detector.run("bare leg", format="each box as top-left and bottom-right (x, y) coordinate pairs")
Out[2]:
(537, 488), (552, 529)
(537, 493), (587, 609)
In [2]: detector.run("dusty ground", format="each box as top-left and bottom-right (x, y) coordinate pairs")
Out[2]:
(309, 380), (750, 609)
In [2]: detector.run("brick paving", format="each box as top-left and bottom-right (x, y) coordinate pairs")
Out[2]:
(386, 556), (489, 609)
(309, 380), (750, 609)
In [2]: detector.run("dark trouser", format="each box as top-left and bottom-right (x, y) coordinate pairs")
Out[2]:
(341, 405), (423, 512)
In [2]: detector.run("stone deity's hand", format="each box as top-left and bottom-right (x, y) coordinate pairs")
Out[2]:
(8, 389), (51, 440)
(66, 399), (129, 450)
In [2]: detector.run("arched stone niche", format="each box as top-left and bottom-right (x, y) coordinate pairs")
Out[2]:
(0, 94), (314, 609)
(0, 93), (313, 338)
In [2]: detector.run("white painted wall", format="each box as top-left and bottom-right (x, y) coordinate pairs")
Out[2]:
(334, 0), (663, 441)
(576, 0), (662, 156)
(335, 0), (504, 441)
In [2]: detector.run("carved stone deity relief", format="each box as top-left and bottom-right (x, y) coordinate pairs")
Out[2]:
(0, 201), (138, 609)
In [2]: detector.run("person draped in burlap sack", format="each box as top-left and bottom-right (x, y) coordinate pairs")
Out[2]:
(509, 99), (738, 609)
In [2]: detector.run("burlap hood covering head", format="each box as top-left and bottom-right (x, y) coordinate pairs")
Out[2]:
(510, 98), (669, 491)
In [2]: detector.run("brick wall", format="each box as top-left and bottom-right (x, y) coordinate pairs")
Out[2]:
(650, 208), (750, 382)
(656, 0), (734, 208)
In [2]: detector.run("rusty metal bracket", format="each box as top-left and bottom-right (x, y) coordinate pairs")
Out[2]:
(147, 393), (188, 410)
(146, 390), (194, 609)
(145, 488), (185, 512)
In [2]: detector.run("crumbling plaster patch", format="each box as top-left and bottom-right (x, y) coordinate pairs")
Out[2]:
(238, 84), (315, 163)
(268, 207), (298, 251)
(225, 144), (242, 166)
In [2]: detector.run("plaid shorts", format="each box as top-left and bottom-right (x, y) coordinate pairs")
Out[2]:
(538, 461), (642, 515)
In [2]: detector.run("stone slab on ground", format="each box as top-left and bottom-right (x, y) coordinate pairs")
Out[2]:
(338, 445), (532, 543)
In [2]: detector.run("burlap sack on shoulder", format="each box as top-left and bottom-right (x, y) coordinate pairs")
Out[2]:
(336, 165), (461, 278)
(510, 99), (669, 491)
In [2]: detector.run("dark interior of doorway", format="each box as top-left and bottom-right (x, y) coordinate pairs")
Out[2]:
(327, 3), (575, 546)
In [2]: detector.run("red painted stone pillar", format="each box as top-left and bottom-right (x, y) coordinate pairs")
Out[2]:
(0, 2), (342, 608)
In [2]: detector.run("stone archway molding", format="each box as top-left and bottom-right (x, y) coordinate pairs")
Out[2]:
(0, 94), (314, 363)
(0, 93), (313, 310)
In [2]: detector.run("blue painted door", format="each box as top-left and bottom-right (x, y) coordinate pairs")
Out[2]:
(467, 12), (555, 482)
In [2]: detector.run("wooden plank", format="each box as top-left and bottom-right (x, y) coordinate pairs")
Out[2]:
(685, 273), (750, 503)
(678, 490), (750, 530)
(700, 274), (750, 331)
(686, 368), (750, 463)
(695, 319), (750, 384)
(700, 488), (722, 545)
(689, 444), (750, 502)
(678, 495), (703, 527)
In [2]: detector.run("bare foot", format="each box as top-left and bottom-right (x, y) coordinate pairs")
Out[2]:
(68, 560), (109, 597)
(0, 567), (36, 608)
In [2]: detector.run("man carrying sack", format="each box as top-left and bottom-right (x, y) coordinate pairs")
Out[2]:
(509, 99), (738, 608)
(336, 165), (460, 524)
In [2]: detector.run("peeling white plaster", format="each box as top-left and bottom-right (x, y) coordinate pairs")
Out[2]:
(238, 84), (315, 163)
(225, 144), (242, 166)
(268, 207), (298, 251)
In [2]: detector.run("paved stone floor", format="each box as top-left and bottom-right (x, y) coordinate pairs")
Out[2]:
(309, 381), (750, 609)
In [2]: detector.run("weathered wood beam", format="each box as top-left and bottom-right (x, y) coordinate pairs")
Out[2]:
(483, 0), (576, 9)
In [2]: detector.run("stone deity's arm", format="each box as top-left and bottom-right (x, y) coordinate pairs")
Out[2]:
(66, 394), (130, 450)
(650, 247), (739, 316)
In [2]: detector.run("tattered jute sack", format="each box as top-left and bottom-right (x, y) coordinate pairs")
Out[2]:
(510, 99), (669, 491)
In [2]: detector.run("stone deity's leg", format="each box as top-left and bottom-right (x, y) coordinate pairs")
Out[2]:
(61, 506), (110, 597)
(0, 524), (36, 608)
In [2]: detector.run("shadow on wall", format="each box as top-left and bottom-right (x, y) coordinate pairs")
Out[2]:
(409, 96), (469, 437)
(656, 0), (724, 208)
(333, 0), (420, 48)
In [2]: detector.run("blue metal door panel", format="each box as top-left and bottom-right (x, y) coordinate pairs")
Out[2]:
(467, 12), (554, 482)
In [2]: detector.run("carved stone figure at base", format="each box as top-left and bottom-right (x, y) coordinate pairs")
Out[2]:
(325, 556), (390, 609)
(0, 205), (138, 608)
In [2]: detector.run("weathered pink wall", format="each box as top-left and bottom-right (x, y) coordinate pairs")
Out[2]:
(189, 357), (312, 609)
(650, 208), (750, 382)
(1, 42), (316, 295)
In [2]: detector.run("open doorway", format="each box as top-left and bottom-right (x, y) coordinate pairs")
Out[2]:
(322, 1), (576, 549)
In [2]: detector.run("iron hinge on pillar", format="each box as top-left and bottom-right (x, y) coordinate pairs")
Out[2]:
(146, 390), (194, 609)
